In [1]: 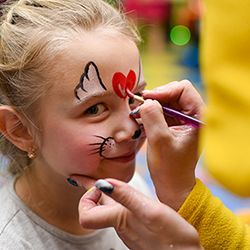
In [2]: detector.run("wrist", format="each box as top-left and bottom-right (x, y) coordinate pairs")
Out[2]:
(154, 178), (196, 211)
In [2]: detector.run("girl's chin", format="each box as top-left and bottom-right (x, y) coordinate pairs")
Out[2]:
(100, 166), (135, 183)
(76, 159), (136, 184)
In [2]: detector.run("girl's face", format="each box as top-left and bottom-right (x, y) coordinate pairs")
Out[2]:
(35, 31), (146, 183)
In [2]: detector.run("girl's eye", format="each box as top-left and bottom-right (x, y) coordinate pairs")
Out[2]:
(129, 98), (135, 105)
(85, 103), (106, 115)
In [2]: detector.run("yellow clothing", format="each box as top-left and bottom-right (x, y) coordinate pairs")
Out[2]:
(200, 0), (250, 196)
(179, 179), (250, 249)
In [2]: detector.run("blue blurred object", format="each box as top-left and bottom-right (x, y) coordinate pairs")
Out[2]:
(182, 46), (199, 66)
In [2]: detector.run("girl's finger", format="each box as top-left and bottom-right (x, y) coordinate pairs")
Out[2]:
(78, 185), (125, 229)
(79, 186), (102, 212)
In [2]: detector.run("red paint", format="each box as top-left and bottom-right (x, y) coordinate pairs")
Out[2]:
(112, 70), (136, 99)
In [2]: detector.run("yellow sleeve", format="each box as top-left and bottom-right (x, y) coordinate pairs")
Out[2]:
(199, 0), (250, 196)
(178, 179), (250, 249)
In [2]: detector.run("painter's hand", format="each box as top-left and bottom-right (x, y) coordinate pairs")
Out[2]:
(78, 178), (203, 250)
(132, 80), (206, 210)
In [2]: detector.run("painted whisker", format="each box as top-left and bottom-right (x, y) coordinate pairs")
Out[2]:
(89, 136), (114, 157)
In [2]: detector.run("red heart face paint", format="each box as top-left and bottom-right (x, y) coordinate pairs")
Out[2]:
(112, 70), (136, 99)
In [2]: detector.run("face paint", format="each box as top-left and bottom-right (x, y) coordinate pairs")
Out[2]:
(132, 129), (141, 139)
(89, 132), (142, 158)
(112, 70), (136, 99)
(74, 61), (107, 102)
(90, 136), (115, 157)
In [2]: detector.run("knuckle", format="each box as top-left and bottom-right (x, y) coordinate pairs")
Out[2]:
(115, 210), (128, 233)
(148, 129), (172, 144)
(79, 215), (91, 229)
(140, 100), (161, 114)
(180, 79), (192, 87)
(141, 206), (164, 227)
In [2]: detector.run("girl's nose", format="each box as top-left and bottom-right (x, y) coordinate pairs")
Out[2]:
(113, 114), (141, 143)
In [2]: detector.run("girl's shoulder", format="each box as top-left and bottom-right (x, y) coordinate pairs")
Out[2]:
(0, 178), (21, 232)
(0, 178), (30, 249)
(0, 178), (129, 250)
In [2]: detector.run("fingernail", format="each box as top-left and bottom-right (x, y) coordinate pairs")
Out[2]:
(67, 178), (78, 187)
(86, 187), (94, 194)
(130, 106), (140, 115)
(154, 86), (165, 90)
(95, 179), (114, 195)
(140, 90), (149, 94)
(144, 98), (153, 103)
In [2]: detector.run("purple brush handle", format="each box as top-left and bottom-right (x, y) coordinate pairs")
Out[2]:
(162, 106), (205, 128)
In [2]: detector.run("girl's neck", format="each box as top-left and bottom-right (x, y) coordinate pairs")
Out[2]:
(15, 169), (95, 236)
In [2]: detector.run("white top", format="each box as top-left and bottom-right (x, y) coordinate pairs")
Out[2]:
(0, 172), (153, 250)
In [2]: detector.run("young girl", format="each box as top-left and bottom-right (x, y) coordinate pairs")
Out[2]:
(0, 0), (149, 249)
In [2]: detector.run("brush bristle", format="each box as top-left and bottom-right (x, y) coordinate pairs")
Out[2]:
(133, 95), (144, 103)
(126, 88), (144, 103)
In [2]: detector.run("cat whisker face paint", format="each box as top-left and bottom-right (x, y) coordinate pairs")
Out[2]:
(89, 136), (115, 157)
(89, 130), (143, 158)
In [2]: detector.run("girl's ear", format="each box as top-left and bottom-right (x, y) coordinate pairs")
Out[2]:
(0, 106), (35, 151)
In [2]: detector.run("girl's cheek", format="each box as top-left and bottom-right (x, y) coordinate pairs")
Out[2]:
(72, 151), (100, 175)
(68, 136), (100, 166)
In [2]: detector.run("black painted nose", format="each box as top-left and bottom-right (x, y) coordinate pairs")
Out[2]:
(132, 129), (141, 139)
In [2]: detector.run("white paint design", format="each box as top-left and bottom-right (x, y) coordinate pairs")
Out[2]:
(74, 61), (106, 102)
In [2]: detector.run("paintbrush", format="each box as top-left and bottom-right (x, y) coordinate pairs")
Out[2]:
(126, 88), (205, 128)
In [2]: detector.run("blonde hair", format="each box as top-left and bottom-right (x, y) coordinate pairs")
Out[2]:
(0, 0), (140, 176)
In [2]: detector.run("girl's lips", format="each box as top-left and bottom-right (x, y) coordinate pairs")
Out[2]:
(105, 151), (136, 163)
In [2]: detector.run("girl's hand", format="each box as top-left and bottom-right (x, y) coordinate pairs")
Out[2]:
(132, 80), (206, 210)
(77, 178), (203, 250)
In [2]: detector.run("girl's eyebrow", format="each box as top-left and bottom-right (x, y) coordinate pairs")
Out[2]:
(73, 91), (110, 107)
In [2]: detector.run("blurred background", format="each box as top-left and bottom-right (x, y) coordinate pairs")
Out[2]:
(125, 0), (202, 92)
